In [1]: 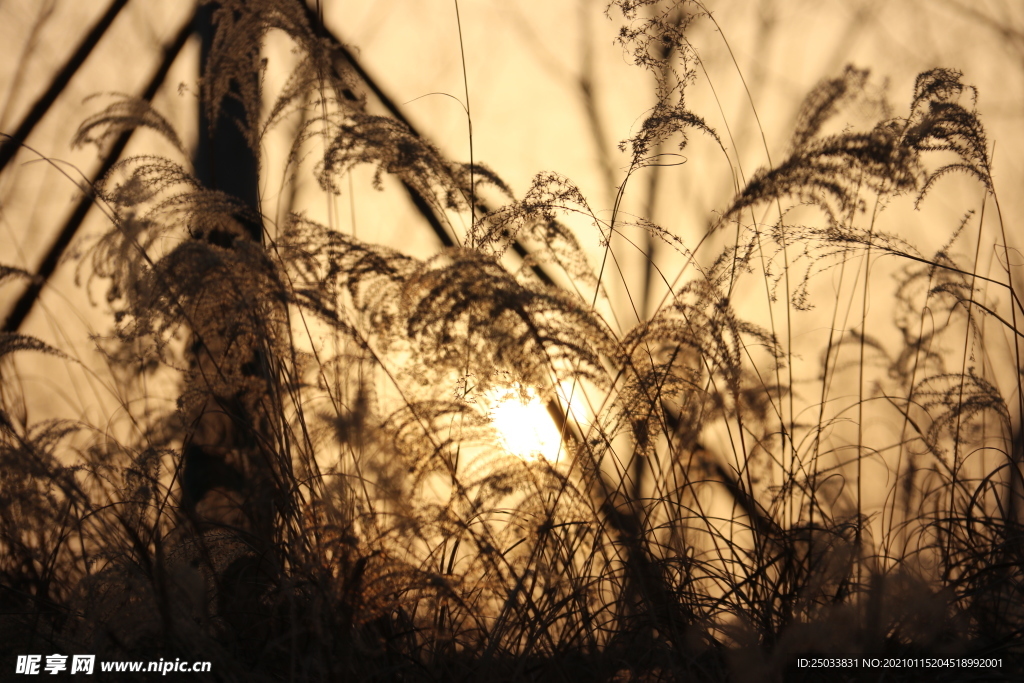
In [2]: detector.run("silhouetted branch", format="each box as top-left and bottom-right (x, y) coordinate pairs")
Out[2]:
(2, 18), (192, 333)
(0, 0), (130, 175)
(301, 1), (554, 284)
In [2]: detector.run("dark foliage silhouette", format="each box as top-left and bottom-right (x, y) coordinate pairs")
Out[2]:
(0, 0), (1021, 680)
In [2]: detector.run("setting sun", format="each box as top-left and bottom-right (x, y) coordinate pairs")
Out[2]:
(488, 384), (566, 463)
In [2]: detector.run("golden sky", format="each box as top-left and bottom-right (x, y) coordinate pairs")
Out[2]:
(1, 0), (1021, 453)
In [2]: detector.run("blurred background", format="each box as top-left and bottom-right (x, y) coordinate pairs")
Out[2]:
(1, 0), (1022, 472)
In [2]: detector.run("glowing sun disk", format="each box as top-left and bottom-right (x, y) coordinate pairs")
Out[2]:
(489, 386), (565, 462)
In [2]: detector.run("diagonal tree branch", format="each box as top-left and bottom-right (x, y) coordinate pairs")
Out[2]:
(0, 0), (131, 176)
(301, 2), (554, 284)
(2, 18), (193, 333)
